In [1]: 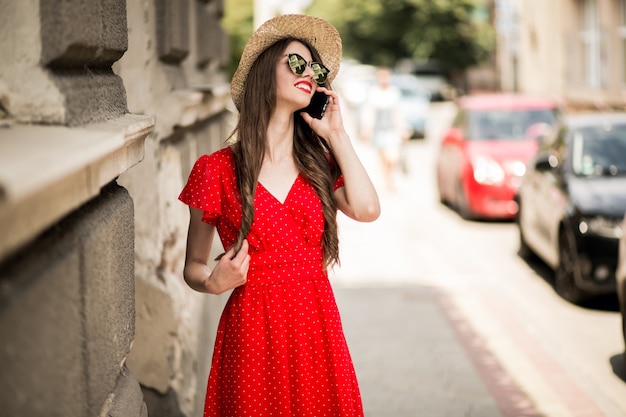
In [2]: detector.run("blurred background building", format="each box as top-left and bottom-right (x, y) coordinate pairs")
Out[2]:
(497, 0), (626, 110)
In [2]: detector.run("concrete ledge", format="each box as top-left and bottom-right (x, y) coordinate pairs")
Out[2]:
(0, 113), (154, 261)
(174, 84), (232, 129)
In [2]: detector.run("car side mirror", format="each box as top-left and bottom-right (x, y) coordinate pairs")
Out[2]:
(442, 127), (463, 145)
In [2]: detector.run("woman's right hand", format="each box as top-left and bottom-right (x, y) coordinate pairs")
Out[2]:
(183, 207), (250, 294)
(205, 239), (250, 294)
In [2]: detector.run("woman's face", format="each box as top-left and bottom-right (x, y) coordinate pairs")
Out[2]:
(275, 41), (317, 112)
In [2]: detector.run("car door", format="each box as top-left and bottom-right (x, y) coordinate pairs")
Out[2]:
(534, 127), (570, 267)
(521, 126), (568, 267)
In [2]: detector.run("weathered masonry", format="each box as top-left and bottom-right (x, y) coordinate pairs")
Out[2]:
(0, 1), (232, 416)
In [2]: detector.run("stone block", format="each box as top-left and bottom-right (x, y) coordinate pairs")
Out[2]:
(0, 0), (129, 124)
(39, 0), (129, 125)
(195, 2), (218, 68)
(0, 182), (138, 417)
(107, 365), (148, 417)
(197, 118), (224, 157)
(0, 219), (87, 416)
(79, 183), (136, 415)
(50, 69), (128, 126)
(126, 278), (177, 394)
(156, 0), (190, 64)
(40, 0), (127, 68)
(141, 386), (186, 417)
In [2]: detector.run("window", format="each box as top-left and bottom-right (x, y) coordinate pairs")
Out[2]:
(619, 0), (626, 85)
(578, 0), (601, 88)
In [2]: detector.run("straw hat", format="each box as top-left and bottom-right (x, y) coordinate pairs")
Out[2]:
(230, 14), (342, 111)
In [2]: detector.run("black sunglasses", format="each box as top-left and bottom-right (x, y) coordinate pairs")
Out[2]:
(286, 53), (329, 85)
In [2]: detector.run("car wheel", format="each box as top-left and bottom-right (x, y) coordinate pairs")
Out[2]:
(555, 230), (587, 304)
(455, 181), (473, 220)
(516, 205), (533, 260)
(436, 175), (447, 205)
(620, 290), (626, 352)
(437, 190), (447, 206)
(621, 302), (626, 353)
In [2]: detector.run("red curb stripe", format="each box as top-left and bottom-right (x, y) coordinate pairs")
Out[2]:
(440, 296), (545, 417)
(482, 294), (608, 417)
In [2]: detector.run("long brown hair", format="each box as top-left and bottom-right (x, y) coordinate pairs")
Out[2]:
(229, 38), (340, 267)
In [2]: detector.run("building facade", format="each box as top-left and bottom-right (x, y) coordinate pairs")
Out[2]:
(0, 0), (232, 416)
(497, 0), (626, 109)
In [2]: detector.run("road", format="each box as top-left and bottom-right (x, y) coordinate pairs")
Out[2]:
(330, 102), (626, 417)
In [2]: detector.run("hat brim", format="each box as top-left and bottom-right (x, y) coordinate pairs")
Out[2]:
(231, 14), (342, 111)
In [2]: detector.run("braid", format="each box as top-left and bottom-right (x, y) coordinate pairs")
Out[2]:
(230, 102), (265, 256)
(232, 142), (259, 255)
(224, 39), (280, 258)
(293, 117), (340, 267)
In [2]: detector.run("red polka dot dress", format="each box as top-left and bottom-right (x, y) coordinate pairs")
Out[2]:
(179, 147), (364, 417)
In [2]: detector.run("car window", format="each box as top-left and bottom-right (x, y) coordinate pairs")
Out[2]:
(467, 109), (558, 140)
(572, 124), (626, 176)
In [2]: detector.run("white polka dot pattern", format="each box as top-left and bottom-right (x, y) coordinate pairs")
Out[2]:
(179, 147), (363, 417)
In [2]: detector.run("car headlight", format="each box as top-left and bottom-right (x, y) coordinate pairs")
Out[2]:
(506, 160), (527, 177)
(579, 217), (623, 239)
(473, 156), (505, 186)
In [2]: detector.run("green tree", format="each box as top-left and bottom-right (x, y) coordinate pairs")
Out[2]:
(222, 0), (255, 76)
(307, 0), (494, 75)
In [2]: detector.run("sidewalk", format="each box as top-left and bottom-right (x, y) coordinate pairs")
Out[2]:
(327, 135), (542, 416)
(333, 283), (541, 417)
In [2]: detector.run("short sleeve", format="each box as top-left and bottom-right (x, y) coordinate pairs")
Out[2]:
(333, 175), (344, 191)
(179, 153), (223, 225)
(327, 152), (344, 191)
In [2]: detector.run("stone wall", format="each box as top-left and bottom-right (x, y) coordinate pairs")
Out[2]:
(0, 0), (231, 416)
(0, 184), (142, 417)
(116, 0), (232, 415)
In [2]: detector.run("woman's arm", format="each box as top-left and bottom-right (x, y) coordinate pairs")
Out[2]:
(183, 207), (250, 294)
(329, 130), (380, 222)
(301, 88), (380, 222)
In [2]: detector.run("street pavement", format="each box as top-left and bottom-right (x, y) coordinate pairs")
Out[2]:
(333, 284), (539, 417)
(328, 109), (543, 417)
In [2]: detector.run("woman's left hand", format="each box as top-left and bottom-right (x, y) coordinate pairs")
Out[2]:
(299, 87), (346, 147)
(300, 87), (380, 223)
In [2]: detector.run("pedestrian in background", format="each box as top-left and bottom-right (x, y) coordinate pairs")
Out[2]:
(361, 67), (408, 192)
(178, 14), (380, 417)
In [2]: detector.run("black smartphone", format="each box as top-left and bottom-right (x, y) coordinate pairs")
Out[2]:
(303, 91), (329, 119)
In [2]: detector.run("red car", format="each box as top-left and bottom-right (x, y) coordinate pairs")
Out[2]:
(436, 93), (561, 220)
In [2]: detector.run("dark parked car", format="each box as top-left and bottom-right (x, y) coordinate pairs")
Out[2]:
(516, 113), (626, 304)
(436, 94), (560, 220)
(617, 214), (626, 352)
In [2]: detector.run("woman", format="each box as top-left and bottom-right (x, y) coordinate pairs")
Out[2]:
(179, 14), (380, 417)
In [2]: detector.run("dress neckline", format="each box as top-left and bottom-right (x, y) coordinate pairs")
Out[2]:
(258, 173), (301, 205)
